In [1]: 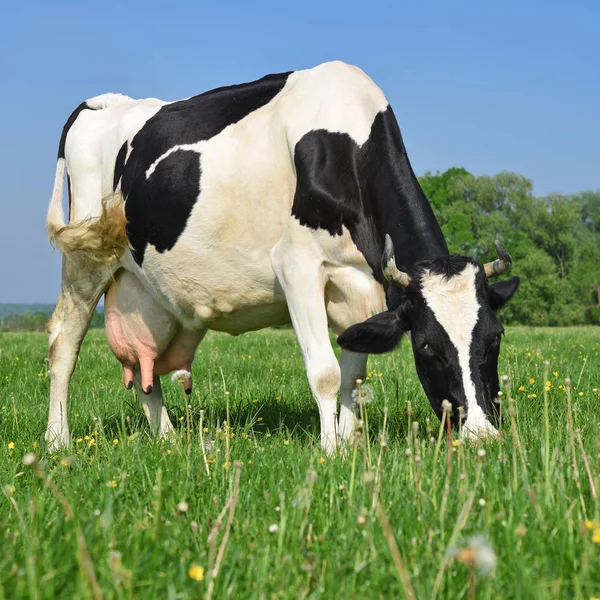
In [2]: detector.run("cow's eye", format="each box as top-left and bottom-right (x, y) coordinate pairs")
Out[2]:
(420, 342), (435, 356)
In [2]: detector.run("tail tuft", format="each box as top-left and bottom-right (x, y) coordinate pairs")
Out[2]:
(48, 192), (129, 262)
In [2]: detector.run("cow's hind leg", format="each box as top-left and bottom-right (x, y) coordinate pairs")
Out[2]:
(46, 256), (112, 450)
(271, 244), (340, 453)
(133, 372), (175, 437)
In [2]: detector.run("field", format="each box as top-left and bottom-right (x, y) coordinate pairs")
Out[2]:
(1, 326), (599, 599)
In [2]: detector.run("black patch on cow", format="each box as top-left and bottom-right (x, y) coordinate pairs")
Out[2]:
(57, 101), (92, 159)
(121, 71), (291, 263)
(67, 173), (73, 221)
(126, 149), (201, 264)
(292, 107), (449, 288)
(424, 254), (474, 279)
(113, 141), (128, 191)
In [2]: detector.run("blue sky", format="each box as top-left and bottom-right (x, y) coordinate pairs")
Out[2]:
(0, 0), (598, 302)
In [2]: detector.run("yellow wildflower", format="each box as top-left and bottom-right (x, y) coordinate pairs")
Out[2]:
(76, 438), (83, 444)
(518, 386), (525, 392)
(257, 417), (263, 422)
(33, 441), (38, 449)
(88, 438), (95, 447)
(593, 529), (600, 544)
(283, 440), (290, 446)
(452, 440), (460, 447)
(188, 564), (205, 581)
(8, 442), (15, 450)
(529, 378), (535, 384)
(553, 372), (558, 377)
(106, 480), (117, 488)
(579, 392), (584, 397)
(319, 457), (326, 464)
(60, 459), (69, 467)
(593, 388), (598, 393)
(113, 439), (119, 445)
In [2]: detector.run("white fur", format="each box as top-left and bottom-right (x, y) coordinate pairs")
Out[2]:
(421, 264), (498, 438)
(85, 93), (135, 109)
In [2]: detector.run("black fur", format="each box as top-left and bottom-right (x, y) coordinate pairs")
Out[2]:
(121, 72), (291, 264)
(57, 101), (92, 159)
(126, 149), (201, 264)
(113, 141), (128, 192)
(292, 107), (448, 284)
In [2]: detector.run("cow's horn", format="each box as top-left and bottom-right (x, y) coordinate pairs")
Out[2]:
(382, 234), (411, 287)
(483, 240), (513, 278)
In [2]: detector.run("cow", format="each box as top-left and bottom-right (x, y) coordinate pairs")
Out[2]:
(45, 61), (519, 453)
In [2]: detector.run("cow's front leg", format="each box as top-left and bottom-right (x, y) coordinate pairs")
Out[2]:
(46, 255), (112, 450)
(271, 245), (340, 453)
(338, 350), (368, 442)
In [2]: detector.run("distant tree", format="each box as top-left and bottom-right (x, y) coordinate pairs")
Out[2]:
(418, 168), (600, 326)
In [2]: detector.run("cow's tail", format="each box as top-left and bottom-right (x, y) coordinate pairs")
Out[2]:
(47, 156), (68, 246)
(48, 191), (129, 262)
(47, 95), (132, 262)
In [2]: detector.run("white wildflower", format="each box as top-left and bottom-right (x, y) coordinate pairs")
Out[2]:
(171, 370), (191, 384)
(468, 535), (497, 575)
(268, 524), (279, 533)
(177, 501), (188, 513)
(23, 453), (37, 466)
(351, 384), (375, 407)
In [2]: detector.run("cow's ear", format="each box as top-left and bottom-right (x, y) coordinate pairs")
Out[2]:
(337, 306), (409, 354)
(488, 276), (520, 311)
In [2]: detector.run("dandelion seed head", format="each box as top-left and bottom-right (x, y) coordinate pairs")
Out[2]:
(23, 453), (37, 466)
(170, 370), (191, 384)
(351, 384), (374, 406)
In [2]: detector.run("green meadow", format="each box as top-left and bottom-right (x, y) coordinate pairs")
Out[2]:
(0, 326), (599, 599)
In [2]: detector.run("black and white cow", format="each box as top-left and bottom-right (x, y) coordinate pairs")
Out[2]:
(46, 61), (519, 452)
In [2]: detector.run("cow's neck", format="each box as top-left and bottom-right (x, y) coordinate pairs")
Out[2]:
(365, 107), (448, 274)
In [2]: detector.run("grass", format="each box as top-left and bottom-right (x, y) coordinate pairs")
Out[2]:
(0, 326), (599, 599)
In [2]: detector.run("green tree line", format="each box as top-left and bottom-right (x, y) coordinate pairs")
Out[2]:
(419, 168), (600, 326)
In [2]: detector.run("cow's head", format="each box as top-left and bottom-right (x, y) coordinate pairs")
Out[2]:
(337, 236), (520, 438)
